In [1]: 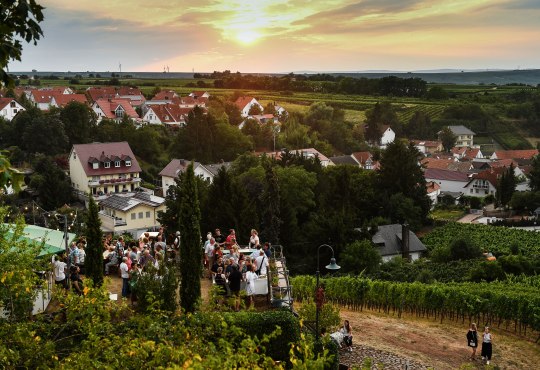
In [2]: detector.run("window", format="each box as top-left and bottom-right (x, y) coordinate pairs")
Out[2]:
(114, 160), (121, 168)
(10, 101), (16, 108)
(115, 108), (124, 118)
(146, 211), (150, 218)
(125, 160), (131, 167)
(131, 213), (136, 220)
(138, 212), (143, 219)
(104, 162), (111, 168)
(92, 162), (99, 169)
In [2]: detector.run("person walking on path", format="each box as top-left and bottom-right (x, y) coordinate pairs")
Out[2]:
(466, 323), (479, 360)
(120, 257), (130, 298)
(481, 326), (493, 365)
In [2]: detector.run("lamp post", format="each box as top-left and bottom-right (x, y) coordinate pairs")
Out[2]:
(315, 244), (340, 343)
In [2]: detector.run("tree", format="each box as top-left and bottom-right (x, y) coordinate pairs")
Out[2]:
(59, 101), (97, 146)
(22, 115), (69, 155)
(497, 164), (517, 207)
(0, 209), (47, 321)
(528, 155), (540, 192)
(0, 151), (23, 193)
(340, 240), (382, 274)
(260, 161), (281, 244)
(30, 156), (72, 209)
(378, 140), (430, 222)
(248, 103), (262, 116)
(85, 195), (103, 287)
(406, 111), (432, 139)
(0, 0), (44, 87)
(438, 126), (456, 152)
(178, 163), (202, 313)
(426, 86), (449, 100)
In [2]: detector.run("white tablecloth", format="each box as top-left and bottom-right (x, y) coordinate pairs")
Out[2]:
(253, 277), (268, 295)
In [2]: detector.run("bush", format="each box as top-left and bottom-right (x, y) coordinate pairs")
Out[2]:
(449, 238), (482, 261)
(340, 240), (382, 274)
(297, 301), (341, 333)
(223, 310), (301, 361)
(468, 261), (505, 282)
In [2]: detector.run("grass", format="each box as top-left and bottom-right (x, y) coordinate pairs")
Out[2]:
(430, 208), (467, 221)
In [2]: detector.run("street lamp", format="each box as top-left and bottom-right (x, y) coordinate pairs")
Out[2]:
(315, 244), (340, 343)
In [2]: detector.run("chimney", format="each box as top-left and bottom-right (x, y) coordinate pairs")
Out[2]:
(402, 223), (410, 261)
(180, 159), (185, 165)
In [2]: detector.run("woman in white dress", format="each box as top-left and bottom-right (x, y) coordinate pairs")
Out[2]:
(245, 264), (257, 308)
(249, 229), (260, 249)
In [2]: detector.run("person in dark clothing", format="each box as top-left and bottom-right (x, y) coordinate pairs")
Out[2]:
(70, 266), (84, 295)
(214, 228), (226, 247)
(214, 267), (228, 296)
(466, 323), (478, 360)
(228, 264), (242, 311)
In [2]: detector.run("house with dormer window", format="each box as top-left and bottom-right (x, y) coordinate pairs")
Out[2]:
(0, 98), (25, 121)
(92, 98), (140, 123)
(69, 142), (142, 202)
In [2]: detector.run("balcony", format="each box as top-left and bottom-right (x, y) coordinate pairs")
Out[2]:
(89, 177), (141, 186)
(98, 212), (128, 230)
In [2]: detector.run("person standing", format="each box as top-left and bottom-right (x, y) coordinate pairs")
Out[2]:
(119, 257), (130, 298)
(481, 326), (493, 365)
(255, 250), (268, 276)
(245, 264), (257, 308)
(228, 264), (242, 311)
(205, 237), (216, 278)
(52, 255), (67, 289)
(467, 323), (479, 361)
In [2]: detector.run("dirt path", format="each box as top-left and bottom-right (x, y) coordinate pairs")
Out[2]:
(339, 308), (540, 369)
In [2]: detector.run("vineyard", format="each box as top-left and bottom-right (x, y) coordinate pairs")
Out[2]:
(291, 275), (540, 341)
(421, 222), (540, 256)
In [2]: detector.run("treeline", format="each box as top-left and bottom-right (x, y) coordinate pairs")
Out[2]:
(159, 140), (430, 274)
(291, 275), (540, 340)
(195, 70), (427, 97)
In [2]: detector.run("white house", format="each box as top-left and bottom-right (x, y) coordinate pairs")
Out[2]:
(159, 159), (214, 194)
(379, 125), (396, 149)
(69, 142), (142, 199)
(351, 151), (378, 170)
(424, 168), (470, 194)
(426, 181), (441, 207)
(92, 99), (139, 123)
(142, 104), (191, 126)
(235, 96), (263, 117)
(0, 98), (25, 121)
(98, 192), (166, 238)
(371, 224), (427, 262)
(462, 168), (500, 197)
(446, 125), (475, 147)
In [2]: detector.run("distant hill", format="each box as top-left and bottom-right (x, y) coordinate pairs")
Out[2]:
(13, 69), (540, 86)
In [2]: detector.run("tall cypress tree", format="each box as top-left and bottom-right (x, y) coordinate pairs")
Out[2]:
(260, 161), (281, 244)
(85, 195), (103, 287)
(179, 163), (202, 313)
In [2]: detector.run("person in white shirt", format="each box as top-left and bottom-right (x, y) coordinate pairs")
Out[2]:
(255, 250), (269, 276)
(245, 264), (257, 308)
(249, 229), (260, 249)
(52, 255), (67, 289)
(77, 244), (86, 273)
(120, 257), (130, 298)
(204, 237), (216, 278)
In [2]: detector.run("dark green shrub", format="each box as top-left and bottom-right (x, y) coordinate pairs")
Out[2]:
(468, 261), (505, 282)
(223, 310), (301, 361)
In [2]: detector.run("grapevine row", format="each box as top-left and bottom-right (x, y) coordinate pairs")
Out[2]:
(291, 275), (540, 341)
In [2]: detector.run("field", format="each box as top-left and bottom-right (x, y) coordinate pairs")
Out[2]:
(20, 75), (540, 149)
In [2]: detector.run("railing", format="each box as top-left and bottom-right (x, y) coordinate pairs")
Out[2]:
(268, 244), (293, 309)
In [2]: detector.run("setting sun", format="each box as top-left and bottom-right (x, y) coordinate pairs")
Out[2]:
(235, 29), (262, 45)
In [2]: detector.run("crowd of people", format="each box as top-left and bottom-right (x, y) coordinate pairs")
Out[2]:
(204, 228), (272, 310)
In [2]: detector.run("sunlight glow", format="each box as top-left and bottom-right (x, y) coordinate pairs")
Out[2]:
(235, 30), (262, 44)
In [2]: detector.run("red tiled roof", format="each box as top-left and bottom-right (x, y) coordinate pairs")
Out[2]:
(422, 157), (454, 170)
(159, 159), (201, 178)
(31, 91), (54, 104)
(235, 96), (255, 110)
(71, 142), (141, 176)
(117, 87), (143, 96)
(191, 91), (208, 97)
(492, 149), (538, 160)
(94, 99), (139, 119)
(490, 159), (518, 168)
(424, 168), (470, 182)
(412, 140), (441, 148)
(0, 98), (18, 109)
(148, 104), (191, 123)
(86, 87), (117, 102)
(53, 93), (88, 107)
(466, 167), (505, 187)
(351, 151), (373, 165)
(152, 90), (178, 101)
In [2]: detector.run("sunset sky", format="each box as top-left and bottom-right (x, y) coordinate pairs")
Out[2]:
(9, 0), (540, 73)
